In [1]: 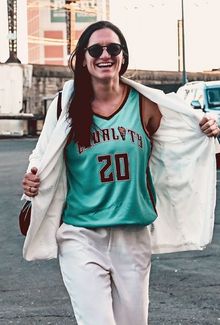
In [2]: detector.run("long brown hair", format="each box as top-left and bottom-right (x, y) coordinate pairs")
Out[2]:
(68, 21), (129, 147)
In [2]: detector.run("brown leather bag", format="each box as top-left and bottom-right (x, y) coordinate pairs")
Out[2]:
(19, 200), (32, 236)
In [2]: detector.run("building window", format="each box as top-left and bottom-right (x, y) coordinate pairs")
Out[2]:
(50, 0), (66, 23)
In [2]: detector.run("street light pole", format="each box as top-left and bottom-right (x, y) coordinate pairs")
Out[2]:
(5, 0), (21, 63)
(181, 0), (187, 84)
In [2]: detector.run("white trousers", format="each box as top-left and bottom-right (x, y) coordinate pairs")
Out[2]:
(57, 224), (152, 325)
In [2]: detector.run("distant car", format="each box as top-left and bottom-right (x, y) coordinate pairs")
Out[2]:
(177, 80), (220, 125)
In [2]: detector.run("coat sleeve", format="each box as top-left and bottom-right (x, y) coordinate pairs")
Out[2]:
(26, 94), (59, 172)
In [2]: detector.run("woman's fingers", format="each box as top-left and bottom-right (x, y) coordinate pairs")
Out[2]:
(22, 167), (40, 197)
(199, 115), (220, 137)
(25, 185), (39, 197)
(31, 167), (38, 175)
(22, 176), (40, 188)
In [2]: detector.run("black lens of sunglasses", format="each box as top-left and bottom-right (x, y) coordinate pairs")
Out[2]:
(88, 45), (103, 58)
(87, 43), (122, 58)
(108, 44), (122, 56)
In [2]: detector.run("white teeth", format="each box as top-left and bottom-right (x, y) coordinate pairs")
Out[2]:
(97, 63), (113, 68)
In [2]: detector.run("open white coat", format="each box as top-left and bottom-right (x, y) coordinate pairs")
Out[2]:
(22, 77), (219, 261)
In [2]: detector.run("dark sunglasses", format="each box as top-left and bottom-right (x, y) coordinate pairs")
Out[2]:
(84, 43), (123, 58)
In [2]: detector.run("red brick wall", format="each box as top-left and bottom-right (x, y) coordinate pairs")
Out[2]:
(44, 31), (64, 65)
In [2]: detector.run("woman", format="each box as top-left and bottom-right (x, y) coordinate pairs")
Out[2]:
(22, 21), (219, 325)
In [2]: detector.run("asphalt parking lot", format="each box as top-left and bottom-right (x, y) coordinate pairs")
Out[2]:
(0, 138), (219, 325)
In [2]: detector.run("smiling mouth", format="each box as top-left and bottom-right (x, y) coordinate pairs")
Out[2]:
(96, 62), (114, 68)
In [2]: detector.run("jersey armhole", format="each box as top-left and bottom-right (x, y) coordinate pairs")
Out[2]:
(139, 93), (152, 142)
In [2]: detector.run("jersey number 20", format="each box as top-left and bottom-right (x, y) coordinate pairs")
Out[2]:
(97, 153), (130, 183)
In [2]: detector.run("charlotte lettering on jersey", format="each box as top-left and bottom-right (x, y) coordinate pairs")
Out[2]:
(77, 126), (143, 154)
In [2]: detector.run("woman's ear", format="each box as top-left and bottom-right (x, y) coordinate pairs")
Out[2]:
(122, 57), (125, 65)
(83, 59), (87, 67)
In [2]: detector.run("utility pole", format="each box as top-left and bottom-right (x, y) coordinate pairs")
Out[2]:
(5, 0), (21, 63)
(66, 0), (79, 54)
(181, 0), (187, 84)
(65, 1), (72, 55)
(65, 0), (97, 54)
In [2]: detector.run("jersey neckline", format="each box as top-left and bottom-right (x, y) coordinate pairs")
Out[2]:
(93, 86), (131, 120)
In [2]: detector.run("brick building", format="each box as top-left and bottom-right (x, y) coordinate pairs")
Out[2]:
(27, 0), (109, 65)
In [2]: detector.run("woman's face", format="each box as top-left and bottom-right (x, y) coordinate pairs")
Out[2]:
(83, 28), (124, 83)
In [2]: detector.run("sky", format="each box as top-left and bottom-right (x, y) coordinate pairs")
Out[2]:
(0, 0), (219, 72)
(110, 0), (220, 71)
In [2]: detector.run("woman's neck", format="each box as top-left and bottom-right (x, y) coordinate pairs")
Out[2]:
(92, 77), (122, 102)
(91, 77), (127, 117)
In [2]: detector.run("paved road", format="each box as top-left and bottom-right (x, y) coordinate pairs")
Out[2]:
(0, 138), (219, 325)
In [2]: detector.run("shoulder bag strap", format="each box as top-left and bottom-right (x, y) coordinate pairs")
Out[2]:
(57, 91), (62, 120)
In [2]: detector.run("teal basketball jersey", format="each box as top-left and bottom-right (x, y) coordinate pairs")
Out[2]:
(62, 87), (157, 227)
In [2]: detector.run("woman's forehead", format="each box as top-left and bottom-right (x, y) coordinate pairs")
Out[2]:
(87, 28), (120, 46)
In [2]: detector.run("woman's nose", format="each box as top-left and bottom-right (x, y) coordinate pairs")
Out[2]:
(100, 47), (111, 59)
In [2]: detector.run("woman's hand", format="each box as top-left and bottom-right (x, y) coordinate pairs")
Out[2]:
(199, 115), (220, 137)
(22, 167), (40, 197)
